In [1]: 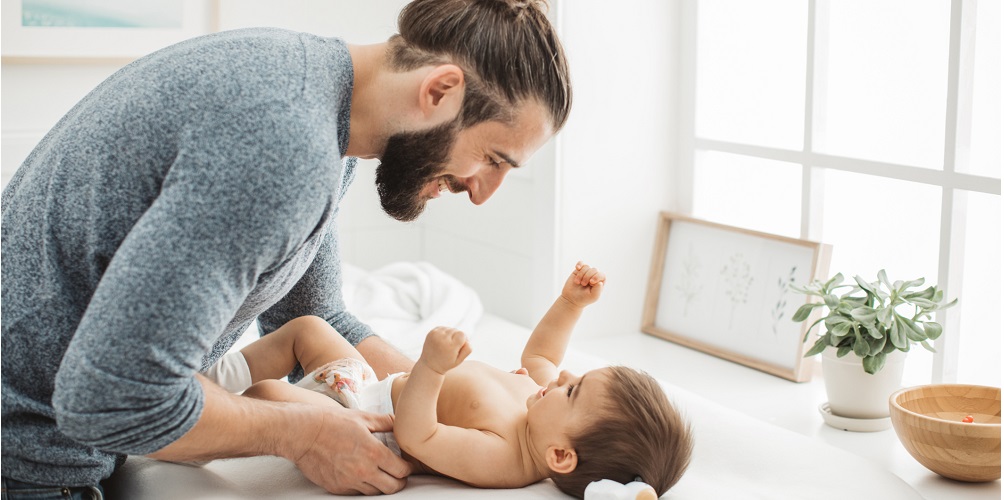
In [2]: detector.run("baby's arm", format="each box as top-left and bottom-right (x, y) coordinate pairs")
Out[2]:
(521, 262), (605, 386)
(394, 328), (519, 487)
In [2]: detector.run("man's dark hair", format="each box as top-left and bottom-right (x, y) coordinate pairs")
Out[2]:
(389, 0), (572, 130)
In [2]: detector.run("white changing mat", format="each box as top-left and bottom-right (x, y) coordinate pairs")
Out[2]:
(104, 264), (923, 499)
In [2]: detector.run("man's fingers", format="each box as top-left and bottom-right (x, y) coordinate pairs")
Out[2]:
(377, 447), (413, 480)
(360, 411), (395, 433)
(369, 470), (409, 495)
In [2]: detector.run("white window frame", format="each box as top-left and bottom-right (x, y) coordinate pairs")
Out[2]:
(677, 0), (1001, 383)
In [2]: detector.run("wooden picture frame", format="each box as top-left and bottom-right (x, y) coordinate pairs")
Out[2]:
(1, 0), (218, 63)
(642, 212), (832, 382)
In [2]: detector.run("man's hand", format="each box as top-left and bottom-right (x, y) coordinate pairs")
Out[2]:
(560, 261), (606, 308)
(418, 327), (471, 375)
(292, 407), (412, 495)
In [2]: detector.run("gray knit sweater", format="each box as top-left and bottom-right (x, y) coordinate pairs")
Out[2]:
(1, 28), (375, 486)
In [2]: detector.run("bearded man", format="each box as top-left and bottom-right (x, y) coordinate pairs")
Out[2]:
(0, 0), (571, 497)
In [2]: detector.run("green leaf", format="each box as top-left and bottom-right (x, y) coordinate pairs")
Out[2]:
(792, 303), (819, 322)
(932, 298), (959, 312)
(830, 322), (852, 337)
(868, 335), (886, 355)
(824, 294), (839, 309)
(920, 340), (937, 353)
(863, 322), (883, 339)
(877, 269), (892, 290)
(850, 307), (878, 324)
(889, 321), (908, 349)
(901, 277), (926, 291)
(923, 322), (943, 340)
(824, 273), (845, 291)
(910, 298), (937, 309)
(837, 345), (852, 358)
(897, 314), (927, 341)
(853, 331), (869, 357)
(853, 275), (879, 299)
(877, 307), (893, 328)
(805, 338), (829, 357)
(904, 286), (936, 301)
(803, 317), (827, 341)
(863, 353), (887, 374)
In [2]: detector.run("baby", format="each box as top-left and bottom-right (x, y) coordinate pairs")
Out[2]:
(207, 262), (693, 498)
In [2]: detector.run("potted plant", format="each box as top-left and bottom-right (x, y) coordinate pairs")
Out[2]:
(791, 270), (957, 421)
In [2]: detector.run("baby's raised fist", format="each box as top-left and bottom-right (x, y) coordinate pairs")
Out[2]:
(561, 261), (606, 308)
(420, 326), (472, 374)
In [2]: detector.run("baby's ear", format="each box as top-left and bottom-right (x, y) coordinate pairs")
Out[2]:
(546, 446), (578, 474)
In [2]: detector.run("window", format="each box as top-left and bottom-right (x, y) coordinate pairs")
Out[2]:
(681, 0), (1000, 386)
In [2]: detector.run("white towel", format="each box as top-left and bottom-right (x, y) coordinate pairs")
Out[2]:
(345, 261), (483, 358)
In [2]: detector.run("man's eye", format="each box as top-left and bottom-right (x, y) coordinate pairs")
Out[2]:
(566, 385), (574, 397)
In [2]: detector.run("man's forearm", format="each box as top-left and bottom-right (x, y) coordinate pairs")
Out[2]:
(146, 375), (319, 462)
(356, 335), (415, 378)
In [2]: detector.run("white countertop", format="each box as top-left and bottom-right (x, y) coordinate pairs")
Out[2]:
(572, 331), (1001, 500)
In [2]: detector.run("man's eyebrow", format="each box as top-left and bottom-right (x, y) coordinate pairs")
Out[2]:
(493, 150), (522, 169)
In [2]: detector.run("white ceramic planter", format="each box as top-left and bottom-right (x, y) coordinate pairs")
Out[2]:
(822, 347), (906, 419)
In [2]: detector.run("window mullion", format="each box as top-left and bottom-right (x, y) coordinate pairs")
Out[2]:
(802, 0), (828, 242)
(933, 0), (978, 383)
(677, 0), (699, 215)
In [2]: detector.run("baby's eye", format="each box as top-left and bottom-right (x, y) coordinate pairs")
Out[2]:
(566, 385), (574, 397)
(487, 156), (502, 168)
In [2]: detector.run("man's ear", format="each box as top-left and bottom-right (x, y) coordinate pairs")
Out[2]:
(546, 446), (578, 475)
(417, 64), (464, 123)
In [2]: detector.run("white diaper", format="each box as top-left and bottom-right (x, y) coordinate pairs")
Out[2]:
(294, 361), (404, 457)
(294, 358), (378, 409)
(357, 372), (405, 457)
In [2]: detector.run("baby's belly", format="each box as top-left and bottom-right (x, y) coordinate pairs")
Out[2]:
(388, 362), (538, 427)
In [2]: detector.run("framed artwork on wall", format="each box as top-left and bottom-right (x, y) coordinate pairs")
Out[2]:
(641, 212), (832, 382)
(1, 0), (218, 62)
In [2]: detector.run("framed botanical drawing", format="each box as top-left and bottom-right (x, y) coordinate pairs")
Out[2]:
(1, 0), (218, 62)
(641, 212), (832, 382)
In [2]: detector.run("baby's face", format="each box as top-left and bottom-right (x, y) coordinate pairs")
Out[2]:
(525, 367), (613, 445)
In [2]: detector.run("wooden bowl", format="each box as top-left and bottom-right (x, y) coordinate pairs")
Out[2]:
(889, 384), (1001, 482)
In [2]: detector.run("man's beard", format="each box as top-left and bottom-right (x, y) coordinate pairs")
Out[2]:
(375, 119), (460, 222)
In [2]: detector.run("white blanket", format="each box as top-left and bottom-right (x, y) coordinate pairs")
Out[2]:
(343, 261), (483, 358)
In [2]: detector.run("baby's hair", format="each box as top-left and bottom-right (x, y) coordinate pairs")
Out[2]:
(551, 366), (694, 498)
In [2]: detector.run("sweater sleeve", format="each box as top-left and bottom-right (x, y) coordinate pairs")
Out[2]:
(51, 104), (332, 455)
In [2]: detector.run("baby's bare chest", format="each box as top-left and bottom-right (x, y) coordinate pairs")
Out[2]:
(436, 362), (539, 432)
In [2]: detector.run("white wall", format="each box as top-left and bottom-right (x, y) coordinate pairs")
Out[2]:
(1, 1), (683, 334)
(553, 0), (681, 338)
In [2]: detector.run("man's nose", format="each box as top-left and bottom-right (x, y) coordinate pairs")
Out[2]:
(468, 170), (506, 205)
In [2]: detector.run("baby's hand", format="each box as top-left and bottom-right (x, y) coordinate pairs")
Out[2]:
(561, 261), (606, 308)
(419, 327), (472, 375)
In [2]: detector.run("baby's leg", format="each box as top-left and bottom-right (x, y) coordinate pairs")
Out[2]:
(243, 379), (341, 408)
(241, 316), (364, 383)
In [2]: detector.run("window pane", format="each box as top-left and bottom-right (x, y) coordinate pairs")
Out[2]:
(693, 151), (802, 238)
(696, 0), (807, 149)
(966, 0), (1002, 178)
(819, 0), (950, 169)
(820, 170), (942, 385)
(957, 192), (1001, 386)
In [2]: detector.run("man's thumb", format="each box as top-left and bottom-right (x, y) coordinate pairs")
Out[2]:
(363, 412), (395, 433)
